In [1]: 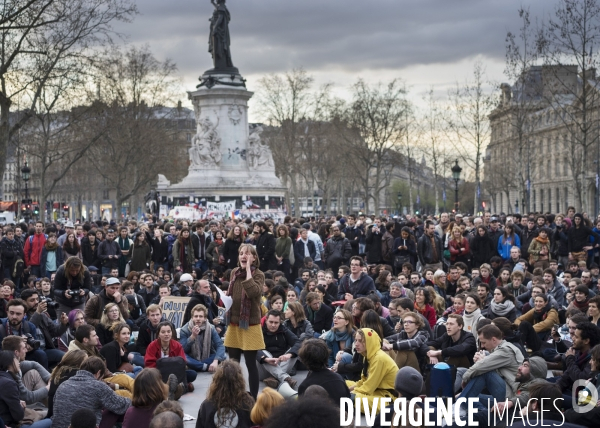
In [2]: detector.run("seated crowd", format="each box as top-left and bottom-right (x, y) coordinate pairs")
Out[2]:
(2, 212), (600, 428)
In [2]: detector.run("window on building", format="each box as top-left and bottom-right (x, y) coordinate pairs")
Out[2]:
(540, 189), (544, 213)
(564, 187), (569, 213)
(555, 157), (560, 176)
(564, 158), (569, 176)
(533, 189), (536, 212)
(556, 188), (560, 213)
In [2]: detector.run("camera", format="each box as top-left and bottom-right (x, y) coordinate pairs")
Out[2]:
(67, 290), (79, 297)
(24, 333), (40, 350)
(40, 296), (59, 309)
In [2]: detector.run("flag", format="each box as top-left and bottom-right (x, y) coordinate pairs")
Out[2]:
(230, 209), (240, 219)
(477, 183), (481, 199)
(442, 190), (446, 202)
(416, 194), (420, 204)
(244, 200), (253, 208)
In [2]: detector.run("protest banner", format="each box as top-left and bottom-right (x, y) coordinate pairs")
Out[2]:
(162, 296), (191, 329)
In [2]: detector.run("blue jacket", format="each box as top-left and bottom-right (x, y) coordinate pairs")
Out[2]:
(0, 318), (39, 342)
(293, 239), (316, 268)
(179, 320), (226, 361)
(498, 234), (521, 261)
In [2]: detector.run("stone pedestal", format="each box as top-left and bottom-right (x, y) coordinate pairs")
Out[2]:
(157, 70), (286, 203)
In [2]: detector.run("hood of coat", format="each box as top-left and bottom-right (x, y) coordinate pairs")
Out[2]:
(361, 327), (382, 360)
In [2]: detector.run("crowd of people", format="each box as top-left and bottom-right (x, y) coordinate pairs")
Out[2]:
(0, 210), (600, 427)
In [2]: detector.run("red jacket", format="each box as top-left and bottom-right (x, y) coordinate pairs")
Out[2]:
(24, 233), (47, 266)
(144, 339), (186, 368)
(448, 237), (470, 262)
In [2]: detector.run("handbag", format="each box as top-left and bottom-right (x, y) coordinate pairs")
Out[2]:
(394, 255), (410, 270)
(156, 356), (186, 384)
(19, 408), (44, 426)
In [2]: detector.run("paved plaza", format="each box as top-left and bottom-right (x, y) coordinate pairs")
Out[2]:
(179, 356), (308, 426)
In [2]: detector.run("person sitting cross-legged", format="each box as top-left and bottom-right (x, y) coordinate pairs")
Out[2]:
(256, 309), (301, 390)
(179, 304), (225, 372)
(458, 324), (524, 402)
(426, 314), (477, 393)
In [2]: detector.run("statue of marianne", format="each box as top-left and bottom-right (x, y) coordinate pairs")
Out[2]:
(208, 0), (234, 70)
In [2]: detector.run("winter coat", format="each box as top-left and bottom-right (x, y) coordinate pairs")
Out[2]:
(303, 302), (333, 335)
(344, 225), (364, 256)
(134, 319), (160, 355)
(392, 236), (417, 268)
(336, 272), (376, 300)
(283, 319), (315, 342)
(256, 231), (277, 271)
(293, 238), (316, 268)
(426, 330), (477, 365)
(53, 264), (91, 308)
(520, 226), (539, 260)
(462, 308), (485, 336)
(172, 239), (195, 273)
(180, 320), (226, 361)
(324, 233), (352, 268)
(448, 237), (470, 263)
(182, 292), (219, 326)
(470, 233), (496, 267)
(223, 238), (242, 270)
(97, 239), (122, 269)
(144, 339), (187, 368)
(351, 328), (398, 413)
(0, 237), (24, 273)
(462, 339), (524, 399)
(417, 232), (443, 266)
(151, 237), (169, 264)
(52, 370), (130, 428)
(257, 323), (301, 359)
(206, 240), (225, 269)
(0, 371), (25, 426)
(568, 218), (600, 253)
(129, 243), (151, 272)
(24, 232), (47, 267)
(84, 288), (129, 326)
(81, 237), (100, 268)
(381, 231), (395, 263)
(29, 310), (68, 350)
(514, 307), (559, 334)
(100, 339), (130, 373)
(365, 225), (384, 263)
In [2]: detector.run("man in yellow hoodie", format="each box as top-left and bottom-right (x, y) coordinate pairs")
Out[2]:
(346, 328), (398, 413)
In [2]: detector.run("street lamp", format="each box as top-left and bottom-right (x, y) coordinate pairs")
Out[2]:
(451, 159), (462, 213)
(397, 191), (402, 215)
(21, 161), (31, 221)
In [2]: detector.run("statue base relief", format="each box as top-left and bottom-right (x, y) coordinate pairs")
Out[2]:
(157, 69), (286, 202)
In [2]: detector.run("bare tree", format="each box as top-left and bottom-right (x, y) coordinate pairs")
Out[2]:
(447, 62), (495, 214)
(340, 79), (408, 214)
(0, 0), (137, 197)
(421, 87), (448, 214)
(89, 45), (181, 215)
(502, 6), (543, 212)
(536, 0), (600, 211)
(255, 68), (318, 216)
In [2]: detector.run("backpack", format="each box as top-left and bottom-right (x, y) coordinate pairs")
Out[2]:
(12, 258), (24, 279)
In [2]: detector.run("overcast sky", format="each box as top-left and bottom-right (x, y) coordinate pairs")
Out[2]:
(114, 0), (558, 120)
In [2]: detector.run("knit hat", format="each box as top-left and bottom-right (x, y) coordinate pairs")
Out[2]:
(394, 366), (423, 399)
(512, 264), (525, 273)
(527, 356), (548, 380)
(339, 218), (346, 225)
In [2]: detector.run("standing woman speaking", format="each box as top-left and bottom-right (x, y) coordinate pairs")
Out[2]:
(224, 243), (265, 399)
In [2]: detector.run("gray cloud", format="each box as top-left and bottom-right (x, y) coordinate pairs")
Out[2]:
(111, 0), (558, 103)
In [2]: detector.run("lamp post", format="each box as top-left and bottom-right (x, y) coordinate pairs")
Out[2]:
(397, 191), (402, 215)
(21, 161), (31, 221)
(451, 159), (462, 213)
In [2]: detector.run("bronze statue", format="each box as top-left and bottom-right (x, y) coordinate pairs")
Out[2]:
(209, 0), (234, 70)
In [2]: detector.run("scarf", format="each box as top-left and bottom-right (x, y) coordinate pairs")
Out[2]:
(533, 301), (552, 324)
(179, 238), (190, 269)
(188, 319), (211, 362)
(45, 241), (59, 251)
(573, 297), (590, 312)
(306, 304), (317, 323)
(214, 238), (223, 246)
(535, 236), (549, 245)
(118, 237), (130, 252)
(73, 339), (102, 358)
(414, 301), (428, 316)
(489, 299), (515, 316)
(324, 328), (353, 349)
(229, 267), (256, 329)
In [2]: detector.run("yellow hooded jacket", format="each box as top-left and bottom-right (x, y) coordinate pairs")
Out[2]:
(347, 328), (398, 412)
